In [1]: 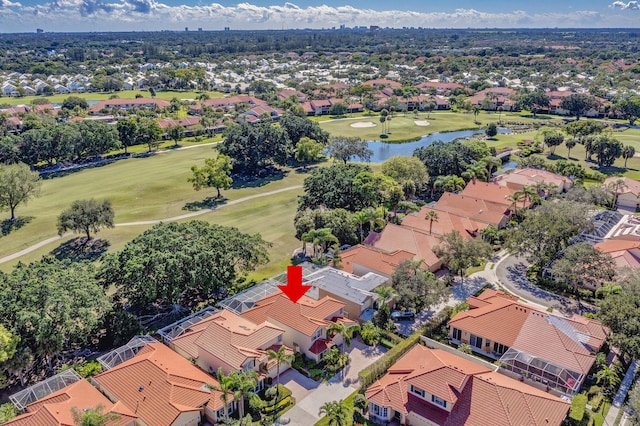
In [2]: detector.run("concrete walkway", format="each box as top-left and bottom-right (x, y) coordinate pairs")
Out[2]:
(282, 341), (386, 425)
(605, 360), (639, 426)
(0, 185), (302, 264)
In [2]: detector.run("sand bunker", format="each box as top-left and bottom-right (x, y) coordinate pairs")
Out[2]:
(414, 120), (431, 126)
(350, 121), (377, 128)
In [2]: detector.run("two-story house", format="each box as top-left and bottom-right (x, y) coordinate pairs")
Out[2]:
(168, 309), (291, 392)
(239, 291), (355, 362)
(366, 344), (570, 425)
(448, 289), (609, 395)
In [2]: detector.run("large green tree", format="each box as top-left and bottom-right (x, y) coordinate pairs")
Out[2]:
(219, 122), (291, 174)
(98, 221), (270, 309)
(560, 94), (599, 120)
(550, 242), (616, 293)
(381, 155), (429, 194)
(591, 135), (623, 167)
(279, 115), (329, 146)
(517, 90), (550, 117)
(57, 199), (115, 240)
(505, 200), (592, 269)
(0, 162), (41, 220)
(318, 400), (352, 426)
(617, 96), (640, 125)
(598, 272), (640, 360)
(434, 231), (492, 281)
(298, 163), (374, 212)
(390, 260), (449, 311)
(325, 136), (372, 164)
(188, 154), (233, 198)
(414, 140), (483, 178)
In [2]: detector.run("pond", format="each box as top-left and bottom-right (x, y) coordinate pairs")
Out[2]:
(366, 127), (512, 163)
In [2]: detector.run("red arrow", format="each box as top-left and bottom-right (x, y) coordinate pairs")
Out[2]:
(278, 265), (312, 303)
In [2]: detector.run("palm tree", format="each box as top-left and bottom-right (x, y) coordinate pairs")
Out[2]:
(425, 209), (439, 235)
(462, 161), (487, 183)
(623, 145), (636, 168)
(607, 178), (627, 209)
(302, 228), (339, 259)
(507, 191), (524, 213)
(71, 404), (120, 426)
(327, 321), (361, 353)
(353, 210), (369, 242)
(318, 400), (352, 426)
(520, 185), (537, 209)
(482, 156), (501, 178)
(595, 364), (622, 395)
(434, 175), (465, 193)
(565, 138), (577, 159)
(374, 285), (398, 308)
(207, 369), (234, 423)
(363, 206), (386, 233)
(266, 345), (294, 397)
(229, 370), (259, 420)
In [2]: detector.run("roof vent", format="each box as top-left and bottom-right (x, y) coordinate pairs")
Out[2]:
(139, 386), (144, 392)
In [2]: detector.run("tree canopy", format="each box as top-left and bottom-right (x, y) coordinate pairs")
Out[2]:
(324, 136), (372, 163)
(188, 154), (233, 198)
(381, 156), (430, 193)
(219, 122), (291, 174)
(98, 221), (270, 309)
(390, 260), (449, 312)
(279, 115), (329, 146)
(57, 199), (115, 240)
(550, 242), (616, 293)
(413, 140), (484, 178)
(0, 162), (42, 221)
(598, 271), (640, 360)
(434, 231), (492, 280)
(559, 94), (599, 120)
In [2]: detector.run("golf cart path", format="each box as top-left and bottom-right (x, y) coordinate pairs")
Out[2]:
(0, 185), (302, 265)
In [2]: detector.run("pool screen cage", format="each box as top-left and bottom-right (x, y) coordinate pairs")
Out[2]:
(157, 306), (219, 343)
(498, 347), (583, 395)
(9, 369), (81, 411)
(96, 335), (157, 370)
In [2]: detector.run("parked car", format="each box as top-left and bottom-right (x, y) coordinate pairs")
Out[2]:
(391, 310), (415, 320)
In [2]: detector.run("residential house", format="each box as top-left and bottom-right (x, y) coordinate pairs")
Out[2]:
(460, 180), (527, 209)
(402, 206), (488, 239)
(448, 289), (609, 395)
(89, 98), (171, 114)
(168, 309), (290, 391)
(604, 177), (640, 211)
(1, 82), (17, 96)
(364, 223), (443, 272)
(304, 266), (388, 322)
(245, 105), (282, 122)
(362, 79), (402, 89)
(93, 342), (231, 426)
(417, 81), (464, 95)
(239, 291), (355, 362)
(340, 244), (416, 278)
(595, 238), (640, 269)
(194, 95), (267, 113)
(5, 376), (137, 426)
(366, 344), (569, 425)
(495, 168), (573, 193)
(434, 192), (511, 228)
(277, 88), (307, 102)
(467, 87), (517, 111)
(158, 116), (201, 131)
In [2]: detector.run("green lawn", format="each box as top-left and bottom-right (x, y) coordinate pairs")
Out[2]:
(318, 111), (561, 142)
(1, 90), (225, 106)
(0, 144), (308, 274)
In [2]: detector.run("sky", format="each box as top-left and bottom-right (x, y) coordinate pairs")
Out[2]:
(0, 0), (639, 33)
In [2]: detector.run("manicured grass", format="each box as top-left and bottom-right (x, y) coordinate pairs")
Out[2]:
(105, 134), (223, 155)
(1, 90), (225, 106)
(318, 111), (560, 142)
(314, 390), (375, 426)
(0, 144), (309, 273)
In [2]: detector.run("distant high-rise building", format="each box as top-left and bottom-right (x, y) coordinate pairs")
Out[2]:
(185, 27), (189, 32)
(198, 27), (202, 32)
(224, 26), (230, 31)
(36, 28), (44, 33)
(340, 24), (345, 30)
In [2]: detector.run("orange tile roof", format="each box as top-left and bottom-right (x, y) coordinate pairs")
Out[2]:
(460, 181), (521, 207)
(449, 290), (609, 376)
(239, 291), (346, 337)
(604, 177), (640, 197)
(340, 244), (416, 276)
(3, 379), (136, 426)
(402, 206), (488, 239)
(170, 309), (285, 371)
(435, 192), (509, 226)
(366, 345), (569, 426)
(496, 168), (573, 190)
(93, 343), (226, 426)
(363, 223), (442, 270)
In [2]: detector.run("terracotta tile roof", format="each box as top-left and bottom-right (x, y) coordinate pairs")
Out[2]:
(239, 291), (346, 337)
(3, 379), (136, 426)
(170, 309), (284, 371)
(363, 223), (442, 270)
(202, 95), (267, 109)
(460, 181), (521, 207)
(450, 290), (609, 376)
(89, 98), (170, 112)
(595, 238), (640, 269)
(435, 192), (509, 226)
(309, 338), (334, 354)
(157, 116), (200, 129)
(93, 343), (226, 426)
(604, 177), (640, 197)
(495, 168), (573, 191)
(362, 79), (402, 88)
(402, 206), (487, 239)
(340, 244), (416, 276)
(366, 345), (569, 426)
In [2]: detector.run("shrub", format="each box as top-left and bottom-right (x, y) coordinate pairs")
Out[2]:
(309, 369), (323, 381)
(458, 343), (472, 354)
(569, 394), (588, 422)
(360, 321), (380, 346)
(262, 396), (291, 414)
(75, 360), (102, 378)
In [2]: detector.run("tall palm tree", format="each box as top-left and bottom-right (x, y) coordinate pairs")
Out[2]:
(318, 400), (352, 426)
(71, 404), (120, 426)
(507, 191), (524, 213)
(353, 210), (369, 242)
(266, 345), (294, 397)
(207, 369), (234, 423)
(363, 207), (386, 233)
(434, 175), (465, 193)
(327, 321), (361, 353)
(301, 228), (339, 259)
(606, 178), (627, 209)
(482, 156), (501, 178)
(374, 285), (398, 307)
(623, 145), (636, 168)
(462, 161), (487, 183)
(425, 209), (439, 235)
(520, 185), (537, 209)
(229, 370), (259, 420)
(565, 138), (577, 159)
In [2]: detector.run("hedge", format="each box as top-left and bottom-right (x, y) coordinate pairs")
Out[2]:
(569, 394), (587, 422)
(359, 307), (454, 388)
(262, 396), (291, 414)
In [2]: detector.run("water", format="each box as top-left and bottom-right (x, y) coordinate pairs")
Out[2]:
(366, 128), (512, 163)
(502, 161), (518, 170)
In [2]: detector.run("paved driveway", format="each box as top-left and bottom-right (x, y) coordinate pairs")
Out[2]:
(281, 340), (386, 425)
(279, 367), (319, 402)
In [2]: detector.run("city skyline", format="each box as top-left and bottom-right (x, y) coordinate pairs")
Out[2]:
(0, 1), (639, 33)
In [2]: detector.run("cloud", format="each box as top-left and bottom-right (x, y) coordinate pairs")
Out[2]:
(0, 2), (634, 33)
(610, 1), (640, 9)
